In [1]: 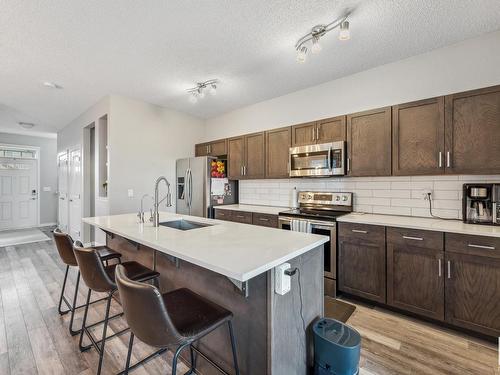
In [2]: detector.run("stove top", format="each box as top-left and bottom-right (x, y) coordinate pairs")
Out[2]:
(279, 208), (349, 221)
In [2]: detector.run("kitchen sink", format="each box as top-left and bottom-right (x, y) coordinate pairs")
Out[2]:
(159, 219), (213, 231)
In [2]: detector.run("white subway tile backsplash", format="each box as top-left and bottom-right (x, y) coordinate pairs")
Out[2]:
(240, 175), (500, 219)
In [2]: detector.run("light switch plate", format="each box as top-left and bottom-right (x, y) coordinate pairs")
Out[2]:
(127, 189), (134, 198)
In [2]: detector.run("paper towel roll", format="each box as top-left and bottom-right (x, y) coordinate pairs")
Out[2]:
(291, 187), (298, 208)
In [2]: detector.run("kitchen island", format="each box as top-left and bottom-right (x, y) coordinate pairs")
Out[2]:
(83, 212), (328, 375)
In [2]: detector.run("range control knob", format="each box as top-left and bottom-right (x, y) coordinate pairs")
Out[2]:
(342, 195), (348, 201)
(335, 195), (341, 201)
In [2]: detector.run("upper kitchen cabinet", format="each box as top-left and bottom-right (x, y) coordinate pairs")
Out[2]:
(316, 116), (347, 143)
(227, 136), (245, 179)
(445, 85), (500, 175)
(291, 121), (316, 146)
(228, 132), (265, 179)
(347, 107), (392, 177)
(195, 139), (227, 157)
(291, 116), (346, 146)
(245, 132), (266, 179)
(265, 127), (291, 178)
(392, 97), (445, 176)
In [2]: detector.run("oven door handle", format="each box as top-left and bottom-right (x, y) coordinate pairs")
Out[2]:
(279, 216), (336, 228)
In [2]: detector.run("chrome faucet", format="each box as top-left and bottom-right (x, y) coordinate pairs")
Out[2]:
(138, 194), (154, 223)
(153, 176), (172, 227)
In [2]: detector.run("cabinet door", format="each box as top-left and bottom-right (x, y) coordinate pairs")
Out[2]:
(387, 228), (444, 320)
(347, 107), (392, 177)
(265, 127), (291, 178)
(392, 98), (445, 176)
(195, 143), (209, 157)
(338, 223), (386, 303)
(291, 122), (316, 146)
(316, 116), (346, 143)
(227, 136), (245, 179)
(208, 139), (227, 156)
(445, 252), (500, 336)
(445, 85), (500, 174)
(245, 132), (266, 179)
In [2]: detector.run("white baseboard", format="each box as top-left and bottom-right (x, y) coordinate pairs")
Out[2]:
(40, 222), (57, 227)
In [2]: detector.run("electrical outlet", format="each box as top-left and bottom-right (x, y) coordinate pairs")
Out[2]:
(275, 263), (291, 295)
(422, 188), (432, 200)
(127, 189), (134, 198)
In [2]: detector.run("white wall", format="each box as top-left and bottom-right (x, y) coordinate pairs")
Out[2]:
(205, 30), (500, 217)
(0, 132), (58, 225)
(205, 30), (500, 139)
(107, 95), (205, 214)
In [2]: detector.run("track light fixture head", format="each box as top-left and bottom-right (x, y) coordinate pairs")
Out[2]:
(295, 14), (350, 63)
(187, 79), (218, 103)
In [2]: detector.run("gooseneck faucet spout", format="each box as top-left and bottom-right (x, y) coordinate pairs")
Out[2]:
(153, 176), (172, 227)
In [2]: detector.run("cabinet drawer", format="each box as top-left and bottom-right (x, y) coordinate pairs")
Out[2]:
(445, 233), (500, 259)
(387, 227), (443, 250)
(214, 209), (232, 221)
(231, 210), (253, 224)
(252, 213), (278, 228)
(338, 222), (385, 244)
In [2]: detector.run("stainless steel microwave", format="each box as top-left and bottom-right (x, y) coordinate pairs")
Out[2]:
(289, 141), (346, 177)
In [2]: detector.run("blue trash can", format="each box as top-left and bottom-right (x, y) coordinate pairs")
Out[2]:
(313, 318), (361, 375)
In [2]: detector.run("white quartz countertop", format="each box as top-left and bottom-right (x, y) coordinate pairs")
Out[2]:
(83, 212), (327, 282)
(215, 204), (287, 215)
(337, 213), (500, 238)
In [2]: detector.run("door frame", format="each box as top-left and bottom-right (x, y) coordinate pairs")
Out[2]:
(68, 144), (83, 241)
(57, 150), (69, 231)
(0, 143), (41, 229)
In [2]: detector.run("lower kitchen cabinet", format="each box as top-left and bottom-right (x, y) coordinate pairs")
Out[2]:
(214, 208), (278, 228)
(338, 223), (386, 303)
(387, 227), (445, 321)
(444, 233), (500, 336)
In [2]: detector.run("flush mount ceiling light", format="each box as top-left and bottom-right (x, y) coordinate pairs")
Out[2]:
(42, 81), (63, 89)
(295, 14), (350, 63)
(187, 79), (218, 103)
(18, 122), (35, 129)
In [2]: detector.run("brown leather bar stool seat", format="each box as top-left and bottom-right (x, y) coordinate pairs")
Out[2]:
(73, 244), (159, 375)
(53, 228), (122, 335)
(115, 265), (240, 375)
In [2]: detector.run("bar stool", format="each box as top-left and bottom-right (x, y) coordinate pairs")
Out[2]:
(73, 244), (160, 375)
(53, 228), (122, 335)
(115, 264), (240, 375)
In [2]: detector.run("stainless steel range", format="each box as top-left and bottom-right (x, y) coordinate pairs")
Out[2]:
(279, 191), (353, 297)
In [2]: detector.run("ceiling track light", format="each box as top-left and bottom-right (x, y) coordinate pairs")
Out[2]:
(295, 14), (350, 63)
(187, 79), (219, 103)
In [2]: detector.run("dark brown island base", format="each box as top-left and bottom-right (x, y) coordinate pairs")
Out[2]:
(84, 213), (327, 375)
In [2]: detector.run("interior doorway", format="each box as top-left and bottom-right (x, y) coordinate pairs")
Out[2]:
(0, 144), (40, 231)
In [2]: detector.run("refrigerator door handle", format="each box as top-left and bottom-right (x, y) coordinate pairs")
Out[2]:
(188, 168), (193, 208)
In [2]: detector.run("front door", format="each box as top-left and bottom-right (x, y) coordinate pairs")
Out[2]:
(57, 151), (69, 232)
(0, 157), (38, 230)
(68, 148), (82, 240)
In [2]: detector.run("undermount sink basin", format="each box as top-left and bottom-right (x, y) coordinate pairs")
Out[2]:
(159, 219), (213, 231)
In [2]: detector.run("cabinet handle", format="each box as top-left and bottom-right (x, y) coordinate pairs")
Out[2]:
(347, 157), (350, 172)
(259, 217), (269, 222)
(402, 235), (423, 241)
(311, 128), (315, 141)
(316, 127), (319, 140)
(446, 151), (451, 168)
(438, 151), (442, 168)
(236, 215), (245, 218)
(447, 260), (451, 279)
(468, 243), (496, 250)
(243, 165), (247, 176)
(351, 229), (367, 234)
(240, 166), (244, 176)
(438, 258), (442, 277)
(206, 145), (209, 154)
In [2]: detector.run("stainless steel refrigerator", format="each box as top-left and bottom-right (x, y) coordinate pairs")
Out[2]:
(176, 156), (237, 218)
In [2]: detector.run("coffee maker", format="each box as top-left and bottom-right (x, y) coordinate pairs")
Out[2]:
(462, 184), (499, 225)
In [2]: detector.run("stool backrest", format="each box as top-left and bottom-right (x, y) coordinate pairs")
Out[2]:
(53, 228), (78, 266)
(73, 244), (115, 293)
(115, 264), (184, 347)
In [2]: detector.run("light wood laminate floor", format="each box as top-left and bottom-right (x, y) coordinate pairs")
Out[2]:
(0, 229), (498, 375)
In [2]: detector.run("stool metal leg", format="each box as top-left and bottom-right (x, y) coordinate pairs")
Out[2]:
(171, 343), (188, 375)
(78, 288), (92, 351)
(96, 292), (113, 375)
(124, 332), (135, 375)
(57, 265), (70, 315)
(68, 271), (81, 336)
(228, 321), (240, 375)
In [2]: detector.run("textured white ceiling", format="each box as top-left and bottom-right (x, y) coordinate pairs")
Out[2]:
(1, 0), (500, 136)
